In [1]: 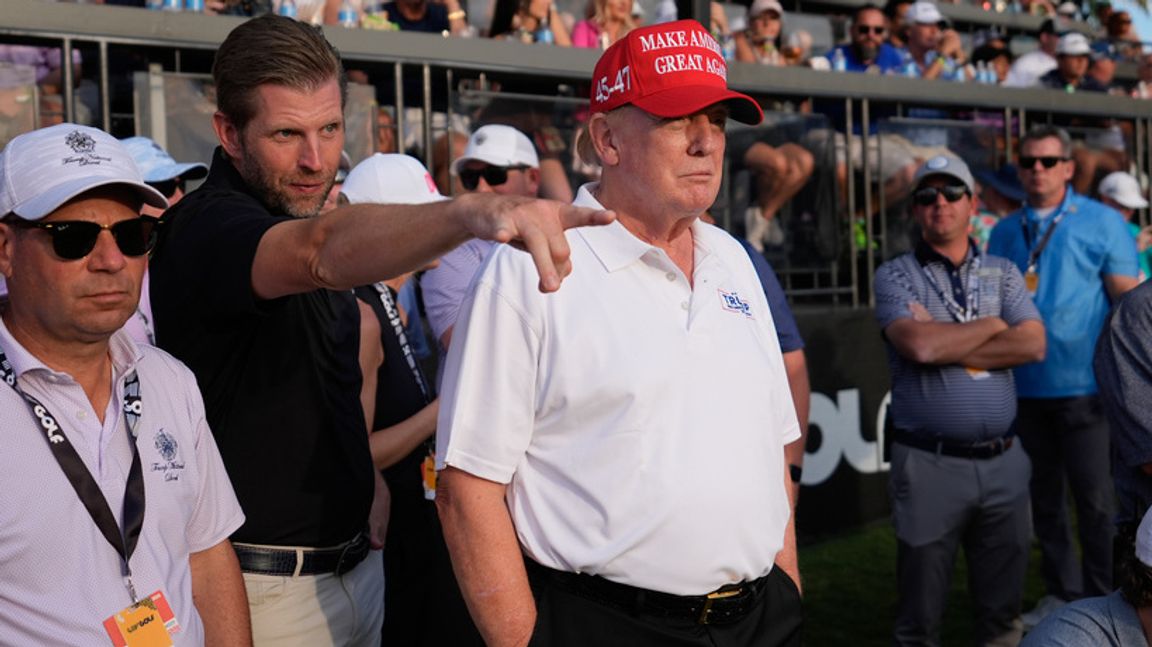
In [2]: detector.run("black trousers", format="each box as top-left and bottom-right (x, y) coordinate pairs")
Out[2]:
(526, 565), (802, 647)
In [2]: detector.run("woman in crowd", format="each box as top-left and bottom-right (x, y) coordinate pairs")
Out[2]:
(489, 0), (572, 44)
(571, 0), (635, 49)
(734, 0), (785, 65)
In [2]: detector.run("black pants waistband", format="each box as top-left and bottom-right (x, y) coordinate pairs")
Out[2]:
(892, 429), (1014, 460)
(233, 532), (370, 577)
(524, 559), (770, 625)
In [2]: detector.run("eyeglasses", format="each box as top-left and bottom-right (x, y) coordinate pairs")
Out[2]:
(10, 217), (161, 260)
(1019, 156), (1069, 170)
(912, 184), (969, 206)
(458, 165), (530, 191)
(856, 25), (887, 35)
(148, 178), (185, 200)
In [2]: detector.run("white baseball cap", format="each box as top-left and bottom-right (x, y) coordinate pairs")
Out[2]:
(749, 0), (783, 18)
(1057, 32), (1092, 56)
(1099, 171), (1149, 209)
(1137, 506), (1152, 567)
(119, 136), (208, 184)
(1056, 1), (1079, 16)
(913, 155), (975, 194)
(341, 154), (447, 205)
(450, 125), (540, 176)
(906, 1), (945, 25)
(1, 124), (168, 221)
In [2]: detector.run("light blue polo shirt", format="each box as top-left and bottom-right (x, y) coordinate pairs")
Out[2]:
(988, 189), (1138, 398)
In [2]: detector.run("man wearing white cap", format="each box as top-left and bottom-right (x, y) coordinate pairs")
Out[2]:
(1098, 170), (1151, 281)
(340, 153), (483, 646)
(875, 155), (1044, 646)
(1005, 19), (1060, 88)
(902, 1), (968, 80)
(1038, 32), (1107, 92)
(0, 123), (248, 644)
(422, 124), (542, 358)
(119, 136), (209, 346)
(437, 18), (801, 647)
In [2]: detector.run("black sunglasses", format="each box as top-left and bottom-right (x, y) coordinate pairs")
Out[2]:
(913, 184), (969, 206)
(458, 165), (530, 191)
(11, 217), (161, 260)
(1019, 156), (1069, 170)
(857, 25), (886, 35)
(148, 178), (185, 200)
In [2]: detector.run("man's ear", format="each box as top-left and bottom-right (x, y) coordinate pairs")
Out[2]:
(0, 222), (16, 280)
(588, 113), (621, 168)
(212, 111), (244, 161)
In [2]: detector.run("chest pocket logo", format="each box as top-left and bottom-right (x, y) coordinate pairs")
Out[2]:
(718, 289), (754, 318)
(151, 429), (185, 482)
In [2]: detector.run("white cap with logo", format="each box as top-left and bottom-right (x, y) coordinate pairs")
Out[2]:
(1099, 171), (1149, 209)
(1, 124), (168, 221)
(913, 155), (975, 194)
(342, 154), (447, 205)
(450, 125), (540, 176)
(906, 1), (945, 25)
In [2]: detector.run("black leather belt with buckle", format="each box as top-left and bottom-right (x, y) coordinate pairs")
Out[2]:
(524, 559), (769, 625)
(234, 532), (371, 577)
(892, 429), (1014, 460)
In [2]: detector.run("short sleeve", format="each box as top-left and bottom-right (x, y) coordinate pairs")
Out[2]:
(421, 241), (487, 344)
(1099, 206), (1140, 278)
(741, 241), (804, 352)
(436, 249), (542, 483)
(873, 259), (917, 331)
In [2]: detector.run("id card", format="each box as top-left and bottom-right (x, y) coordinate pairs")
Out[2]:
(965, 367), (991, 380)
(103, 590), (181, 647)
(1024, 270), (1039, 296)
(422, 451), (437, 501)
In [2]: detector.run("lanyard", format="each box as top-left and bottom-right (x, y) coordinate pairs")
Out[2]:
(920, 252), (982, 323)
(0, 345), (145, 603)
(371, 283), (430, 402)
(1021, 191), (1074, 271)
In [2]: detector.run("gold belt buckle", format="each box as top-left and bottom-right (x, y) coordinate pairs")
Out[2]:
(698, 587), (742, 624)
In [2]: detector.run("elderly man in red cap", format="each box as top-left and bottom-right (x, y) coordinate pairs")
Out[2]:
(436, 19), (801, 647)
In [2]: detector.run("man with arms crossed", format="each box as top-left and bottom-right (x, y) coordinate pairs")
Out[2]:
(876, 155), (1044, 646)
(0, 124), (248, 645)
(149, 15), (611, 646)
(437, 19), (802, 647)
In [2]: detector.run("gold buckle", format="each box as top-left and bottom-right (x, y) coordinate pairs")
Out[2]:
(698, 588), (742, 624)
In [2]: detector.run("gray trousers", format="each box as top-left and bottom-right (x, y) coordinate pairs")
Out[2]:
(1016, 396), (1116, 600)
(889, 441), (1032, 647)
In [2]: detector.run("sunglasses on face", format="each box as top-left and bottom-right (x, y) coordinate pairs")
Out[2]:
(458, 165), (530, 191)
(912, 184), (969, 206)
(148, 178), (185, 200)
(856, 25), (887, 35)
(10, 216), (161, 261)
(1019, 156), (1069, 170)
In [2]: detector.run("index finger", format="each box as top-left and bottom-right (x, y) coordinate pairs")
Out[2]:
(519, 204), (615, 293)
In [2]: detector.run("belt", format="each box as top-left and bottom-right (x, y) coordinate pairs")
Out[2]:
(233, 533), (370, 577)
(892, 429), (1014, 460)
(524, 559), (769, 625)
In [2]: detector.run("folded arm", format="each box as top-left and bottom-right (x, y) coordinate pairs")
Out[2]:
(884, 315), (1008, 365)
(961, 319), (1046, 370)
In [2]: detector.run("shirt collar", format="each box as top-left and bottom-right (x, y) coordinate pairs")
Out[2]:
(572, 183), (715, 273)
(0, 315), (142, 383)
(914, 238), (979, 271)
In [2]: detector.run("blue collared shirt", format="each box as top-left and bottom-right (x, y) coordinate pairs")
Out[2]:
(988, 189), (1138, 397)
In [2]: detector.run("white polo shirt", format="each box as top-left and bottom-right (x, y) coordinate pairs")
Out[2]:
(0, 319), (244, 645)
(437, 184), (799, 596)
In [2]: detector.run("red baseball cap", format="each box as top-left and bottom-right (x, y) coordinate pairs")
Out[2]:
(590, 19), (763, 125)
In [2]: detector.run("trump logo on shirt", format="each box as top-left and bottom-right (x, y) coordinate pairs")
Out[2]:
(718, 290), (753, 317)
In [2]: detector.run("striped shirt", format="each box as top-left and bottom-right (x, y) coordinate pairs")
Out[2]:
(874, 242), (1040, 442)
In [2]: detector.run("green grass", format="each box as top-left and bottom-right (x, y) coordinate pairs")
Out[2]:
(800, 522), (1047, 646)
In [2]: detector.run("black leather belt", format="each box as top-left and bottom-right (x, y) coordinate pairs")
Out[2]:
(524, 559), (769, 625)
(233, 533), (370, 577)
(892, 429), (1014, 460)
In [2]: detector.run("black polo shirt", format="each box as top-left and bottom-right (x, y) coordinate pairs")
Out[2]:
(150, 148), (373, 547)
